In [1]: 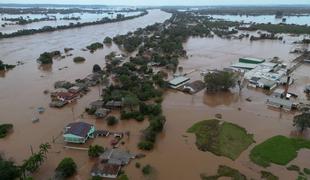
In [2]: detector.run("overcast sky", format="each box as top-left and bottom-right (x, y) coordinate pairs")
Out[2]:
(1, 0), (310, 6)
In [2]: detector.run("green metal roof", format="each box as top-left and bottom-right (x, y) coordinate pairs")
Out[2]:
(169, 76), (190, 86)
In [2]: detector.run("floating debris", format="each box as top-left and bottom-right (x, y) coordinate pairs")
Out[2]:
(32, 117), (40, 123)
(37, 107), (45, 114)
(215, 113), (222, 119)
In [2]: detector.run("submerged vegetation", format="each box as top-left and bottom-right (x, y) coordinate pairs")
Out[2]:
(239, 23), (310, 35)
(55, 157), (77, 178)
(0, 60), (16, 71)
(0, 124), (13, 138)
(86, 42), (104, 52)
(188, 119), (254, 160)
(0, 10), (148, 39)
(260, 171), (279, 180)
(73, 56), (86, 63)
(200, 165), (247, 180)
(250, 135), (310, 167)
(36, 51), (61, 64)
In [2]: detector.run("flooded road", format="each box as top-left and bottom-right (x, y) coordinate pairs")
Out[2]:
(0, 9), (310, 180)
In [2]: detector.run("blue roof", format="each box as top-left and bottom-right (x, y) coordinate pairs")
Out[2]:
(65, 122), (93, 138)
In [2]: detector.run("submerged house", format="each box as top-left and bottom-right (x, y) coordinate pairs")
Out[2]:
(55, 92), (78, 103)
(91, 149), (136, 178)
(91, 163), (121, 179)
(183, 80), (205, 94)
(63, 122), (95, 143)
(89, 100), (105, 110)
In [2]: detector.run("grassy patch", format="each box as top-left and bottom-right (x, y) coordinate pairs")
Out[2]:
(188, 119), (254, 160)
(261, 171), (279, 180)
(201, 165), (246, 180)
(250, 135), (310, 167)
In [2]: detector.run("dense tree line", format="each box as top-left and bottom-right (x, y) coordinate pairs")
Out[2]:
(0, 10), (148, 39)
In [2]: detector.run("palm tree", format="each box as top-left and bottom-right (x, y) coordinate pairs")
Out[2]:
(33, 153), (44, 166)
(39, 143), (51, 157)
(293, 113), (310, 134)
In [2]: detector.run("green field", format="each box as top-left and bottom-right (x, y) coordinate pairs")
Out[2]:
(188, 119), (254, 160)
(250, 135), (310, 167)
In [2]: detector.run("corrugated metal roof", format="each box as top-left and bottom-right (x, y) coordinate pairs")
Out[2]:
(65, 122), (93, 138)
(231, 62), (258, 70)
(169, 76), (190, 85)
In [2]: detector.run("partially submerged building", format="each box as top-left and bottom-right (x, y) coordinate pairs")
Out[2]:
(183, 80), (205, 94)
(266, 97), (296, 111)
(169, 76), (190, 89)
(105, 100), (123, 109)
(63, 122), (95, 144)
(95, 108), (111, 118)
(231, 57), (265, 70)
(91, 149), (136, 178)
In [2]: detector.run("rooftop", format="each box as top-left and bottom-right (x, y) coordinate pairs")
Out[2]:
(99, 149), (136, 165)
(231, 62), (258, 70)
(64, 122), (93, 138)
(169, 76), (190, 86)
(239, 57), (265, 64)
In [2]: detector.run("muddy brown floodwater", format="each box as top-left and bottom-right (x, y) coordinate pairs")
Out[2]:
(1, 10), (310, 180)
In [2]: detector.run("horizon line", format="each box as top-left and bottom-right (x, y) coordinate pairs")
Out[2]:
(1, 3), (310, 7)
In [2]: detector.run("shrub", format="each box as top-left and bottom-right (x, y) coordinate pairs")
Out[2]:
(304, 168), (310, 175)
(138, 141), (154, 150)
(142, 165), (152, 175)
(135, 162), (141, 168)
(0, 124), (13, 138)
(93, 64), (102, 73)
(88, 145), (104, 158)
(87, 42), (103, 51)
(106, 116), (118, 126)
(287, 164), (300, 172)
(73, 56), (86, 63)
(55, 157), (77, 178)
(103, 37), (112, 44)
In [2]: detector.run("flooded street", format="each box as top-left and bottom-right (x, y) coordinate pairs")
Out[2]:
(0, 9), (310, 180)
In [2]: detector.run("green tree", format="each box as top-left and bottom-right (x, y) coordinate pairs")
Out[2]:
(39, 142), (51, 157)
(0, 156), (21, 180)
(204, 71), (236, 92)
(106, 116), (118, 126)
(88, 145), (104, 158)
(293, 113), (310, 133)
(123, 95), (139, 112)
(103, 37), (112, 44)
(142, 164), (152, 175)
(55, 157), (77, 178)
(93, 64), (102, 73)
